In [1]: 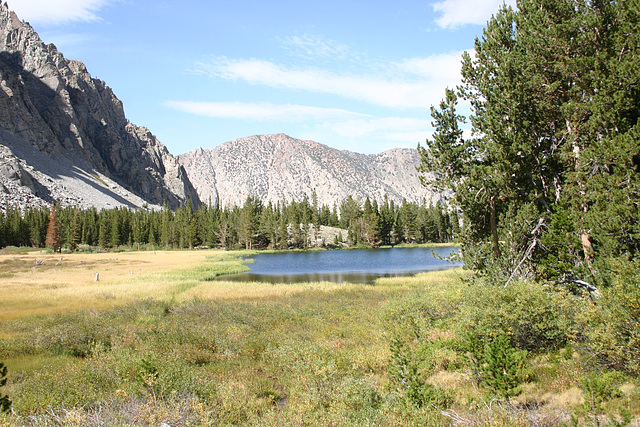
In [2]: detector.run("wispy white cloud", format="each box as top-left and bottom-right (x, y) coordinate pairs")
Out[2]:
(193, 51), (465, 109)
(328, 117), (429, 139)
(432, 0), (517, 29)
(164, 101), (370, 122)
(393, 53), (465, 81)
(281, 34), (353, 61)
(183, 38), (470, 152)
(6, 0), (114, 25)
(325, 117), (431, 150)
(165, 101), (431, 150)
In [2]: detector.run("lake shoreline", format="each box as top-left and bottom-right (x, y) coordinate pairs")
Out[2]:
(222, 246), (462, 285)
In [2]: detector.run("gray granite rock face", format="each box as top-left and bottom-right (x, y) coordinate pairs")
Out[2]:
(179, 133), (445, 208)
(0, 3), (200, 212)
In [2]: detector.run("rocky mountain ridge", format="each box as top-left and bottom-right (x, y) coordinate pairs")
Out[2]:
(0, 3), (441, 213)
(0, 3), (199, 211)
(179, 133), (442, 208)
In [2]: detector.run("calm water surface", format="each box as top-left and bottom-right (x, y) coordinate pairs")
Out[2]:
(221, 246), (461, 284)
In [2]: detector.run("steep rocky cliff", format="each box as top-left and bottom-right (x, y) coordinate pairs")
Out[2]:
(0, 3), (200, 211)
(179, 133), (443, 208)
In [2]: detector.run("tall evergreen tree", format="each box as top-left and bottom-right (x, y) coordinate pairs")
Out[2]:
(45, 203), (61, 253)
(25, 207), (46, 247)
(239, 195), (261, 249)
(311, 189), (321, 245)
(419, 0), (640, 285)
(378, 196), (395, 245)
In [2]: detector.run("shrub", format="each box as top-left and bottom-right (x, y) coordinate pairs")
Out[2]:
(456, 280), (581, 352)
(0, 362), (11, 413)
(579, 259), (640, 376)
(333, 376), (383, 420)
(481, 334), (528, 402)
(0, 246), (28, 255)
(136, 358), (159, 400)
(389, 337), (452, 409)
(414, 341), (464, 373)
(579, 371), (629, 426)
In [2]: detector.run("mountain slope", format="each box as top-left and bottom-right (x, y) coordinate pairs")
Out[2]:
(179, 133), (442, 208)
(0, 4), (199, 211)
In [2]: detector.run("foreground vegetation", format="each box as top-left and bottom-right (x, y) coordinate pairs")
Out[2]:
(0, 249), (638, 426)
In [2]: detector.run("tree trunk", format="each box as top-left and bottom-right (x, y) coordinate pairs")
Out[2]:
(571, 128), (594, 264)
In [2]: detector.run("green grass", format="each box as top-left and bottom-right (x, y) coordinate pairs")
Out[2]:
(0, 283), (402, 424)
(0, 249), (638, 425)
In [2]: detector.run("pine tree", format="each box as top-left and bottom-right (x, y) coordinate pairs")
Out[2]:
(98, 210), (110, 248)
(110, 209), (122, 248)
(26, 207), (46, 247)
(420, 204), (438, 243)
(82, 207), (99, 246)
(339, 196), (363, 245)
(482, 334), (527, 403)
(68, 207), (80, 250)
(311, 189), (320, 246)
(276, 205), (289, 249)
(378, 196), (395, 245)
(159, 203), (174, 248)
(0, 210), (5, 248)
(132, 208), (149, 248)
(419, 0), (640, 284)
(45, 203), (61, 253)
(239, 195), (261, 249)
(259, 202), (277, 249)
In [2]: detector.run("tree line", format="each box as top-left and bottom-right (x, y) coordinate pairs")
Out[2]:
(0, 194), (457, 251)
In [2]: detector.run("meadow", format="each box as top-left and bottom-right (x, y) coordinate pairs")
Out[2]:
(0, 249), (638, 426)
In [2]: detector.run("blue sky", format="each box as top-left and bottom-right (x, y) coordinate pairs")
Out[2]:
(7, 0), (514, 155)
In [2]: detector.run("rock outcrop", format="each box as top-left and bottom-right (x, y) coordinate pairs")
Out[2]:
(179, 133), (443, 208)
(0, 3), (200, 211)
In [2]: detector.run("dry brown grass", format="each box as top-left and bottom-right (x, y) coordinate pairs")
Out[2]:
(376, 267), (471, 287)
(0, 250), (247, 320)
(183, 280), (363, 301)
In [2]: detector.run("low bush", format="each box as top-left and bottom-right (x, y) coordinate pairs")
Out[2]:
(578, 259), (640, 376)
(479, 334), (529, 402)
(0, 362), (10, 413)
(389, 337), (453, 409)
(455, 280), (582, 352)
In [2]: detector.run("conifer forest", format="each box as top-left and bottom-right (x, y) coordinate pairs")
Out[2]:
(0, 196), (457, 251)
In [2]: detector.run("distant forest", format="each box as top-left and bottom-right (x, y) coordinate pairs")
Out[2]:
(0, 195), (457, 251)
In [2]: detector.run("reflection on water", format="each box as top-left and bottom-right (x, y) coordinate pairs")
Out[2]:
(220, 246), (460, 284)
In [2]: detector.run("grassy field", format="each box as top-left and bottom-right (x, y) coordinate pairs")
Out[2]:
(0, 250), (253, 321)
(0, 249), (638, 426)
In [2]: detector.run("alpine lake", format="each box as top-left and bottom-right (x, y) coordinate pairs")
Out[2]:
(220, 246), (461, 284)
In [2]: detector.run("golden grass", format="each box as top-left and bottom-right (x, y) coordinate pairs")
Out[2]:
(184, 280), (362, 300)
(0, 250), (249, 320)
(375, 267), (470, 287)
(0, 248), (466, 321)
